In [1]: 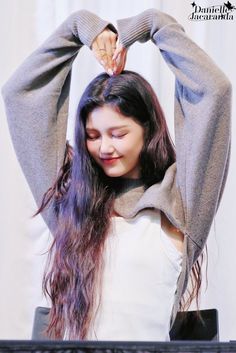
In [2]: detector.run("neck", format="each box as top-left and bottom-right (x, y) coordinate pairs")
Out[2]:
(109, 177), (144, 196)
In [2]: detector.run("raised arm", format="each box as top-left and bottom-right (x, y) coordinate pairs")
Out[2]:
(2, 10), (115, 233)
(117, 9), (232, 248)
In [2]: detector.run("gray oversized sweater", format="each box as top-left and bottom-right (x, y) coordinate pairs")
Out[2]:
(2, 9), (232, 333)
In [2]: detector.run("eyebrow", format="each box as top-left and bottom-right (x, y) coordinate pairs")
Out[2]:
(86, 125), (129, 131)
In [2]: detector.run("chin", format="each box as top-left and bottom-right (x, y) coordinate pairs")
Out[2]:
(103, 168), (127, 178)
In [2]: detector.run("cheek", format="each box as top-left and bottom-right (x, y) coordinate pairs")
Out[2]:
(124, 135), (144, 155)
(86, 141), (97, 157)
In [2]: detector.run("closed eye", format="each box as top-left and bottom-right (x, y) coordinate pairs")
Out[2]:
(112, 133), (128, 139)
(86, 135), (100, 141)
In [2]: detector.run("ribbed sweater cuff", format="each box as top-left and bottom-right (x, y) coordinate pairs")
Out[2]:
(68, 10), (117, 48)
(116, 8), (178, 48)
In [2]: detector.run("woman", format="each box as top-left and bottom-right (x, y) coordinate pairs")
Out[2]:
(2, 9), (231, 341)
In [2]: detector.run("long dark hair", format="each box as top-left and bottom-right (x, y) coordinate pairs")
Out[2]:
(36, 71), (197, 339)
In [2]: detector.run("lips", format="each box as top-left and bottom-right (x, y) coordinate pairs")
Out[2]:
(100, 157), (122, 165)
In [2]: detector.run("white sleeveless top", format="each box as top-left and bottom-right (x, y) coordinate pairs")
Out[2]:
(87, 209), (182, 341)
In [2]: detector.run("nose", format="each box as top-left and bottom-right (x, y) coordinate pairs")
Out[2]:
(99, 136), (115, 155)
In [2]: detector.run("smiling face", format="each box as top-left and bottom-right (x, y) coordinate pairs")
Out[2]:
(85, 105), (145, 179)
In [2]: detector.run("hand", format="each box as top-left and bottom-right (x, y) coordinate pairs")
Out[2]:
(112, 39), (127, 75)
(92, 28), (127, 76)
(92, 28), (117, 76)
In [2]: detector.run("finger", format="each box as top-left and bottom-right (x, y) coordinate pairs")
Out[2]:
(92, 40), (105, 65)
(103, 32), (118, 74)
(110, 34), (117, 71)
(91, 30), (117, 75)
(112, 46), (123, 61)
(104, 41), (114, 73)
(113, 56), (122, 75)
(113, 49), (127, 75)
(106, 31), (117, 58)
(95, 33), (110, 66)
(112, 37), (124, 61)
(97, 30), (117, 69)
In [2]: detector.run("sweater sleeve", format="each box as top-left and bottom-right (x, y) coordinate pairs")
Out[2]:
(2, 10), (114, 233)
(117, 9), (232, 248)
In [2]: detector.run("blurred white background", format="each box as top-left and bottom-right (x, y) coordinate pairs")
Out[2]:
(0, 0), (235, 340)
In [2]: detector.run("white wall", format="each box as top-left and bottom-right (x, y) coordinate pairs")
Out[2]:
(0, 0), (235, 340)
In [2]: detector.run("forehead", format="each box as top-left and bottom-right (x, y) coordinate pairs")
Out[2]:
(86, 105), (134, 130)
